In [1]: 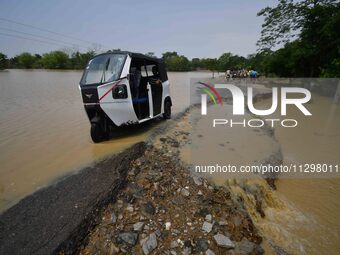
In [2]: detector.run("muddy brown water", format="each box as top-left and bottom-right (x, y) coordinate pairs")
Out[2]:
(255, 91), (340, 255)
(181, 82), (340, 255)
(0, 69), (211, 212)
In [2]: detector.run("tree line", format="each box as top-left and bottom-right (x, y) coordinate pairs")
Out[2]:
(0, 51), (96, 70)
(0, 0), (339, 77)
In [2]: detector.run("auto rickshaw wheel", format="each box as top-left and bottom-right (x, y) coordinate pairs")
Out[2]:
(90, 123), (105, 143)
(163, 100), (171, 119)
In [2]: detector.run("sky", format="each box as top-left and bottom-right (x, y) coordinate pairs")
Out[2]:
(0, 0), (277, 59)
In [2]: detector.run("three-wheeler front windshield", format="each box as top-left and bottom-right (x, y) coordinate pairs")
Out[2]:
(81, 54), (126, 85)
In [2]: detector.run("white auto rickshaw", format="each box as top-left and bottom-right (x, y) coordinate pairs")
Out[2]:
(79, 51), (172, 143)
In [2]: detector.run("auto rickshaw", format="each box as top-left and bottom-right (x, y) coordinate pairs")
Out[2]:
(79, 51), (172, 143)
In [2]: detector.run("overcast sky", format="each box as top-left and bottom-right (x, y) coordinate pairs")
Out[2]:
(0, 0), (277, 59)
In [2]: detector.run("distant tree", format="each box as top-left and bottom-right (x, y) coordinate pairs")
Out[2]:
(191, 58), (201, 69)
(0, 52), (8, 70)
(17, 52), (36, 68)
(9, 56), (18, 68)
(33, 54), (43, 68)
(204, 58), (218, 78)
(41, 51), (69, 69)
(247, 50), (273, 76)
(162, 52), (190, 71)
(70, 51), (96, 69)
(257, 0), (340, 77)
(162, 51), (179, 59)
(217, 53), (233, 71)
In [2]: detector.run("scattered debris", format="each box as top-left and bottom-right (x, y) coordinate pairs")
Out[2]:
(213, 234), (235, 249)
(133, 222), (144, 232)
(79, 113), (263, 255)
(141, 233), (157, 255)
(202, 221), (213, 233)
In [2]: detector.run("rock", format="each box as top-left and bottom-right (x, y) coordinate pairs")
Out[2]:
(202, 221), (213, 233)
(255, 245), (265, 255)
(172, 229), (180, 236)
(196, 239), (209, 252)
(165, 222), (171, 230)
(170, 240), (179, 249)
(198, 208), (210, 217)
(181, 188), (190, 197)
(206, 249), (215, 255)
(177, 239), (184, 247)
(182, 247), (191, 255)
(198, 190), (203, 196)
(170, 251), (177, 255)
(109, 243), (120, 254)
(238, 239), (255, 255)
(205, 214), (212, 222)
(133, 222), (144, 232)
(142, 201), (155, 215)
(193, 176), (203, 186)
(126, 204), (134, 212)
(213, 234), (235, 249)
(111, 212), (117, 223)
(155, 228), (161, 237)
(141, 233), (158, 255)
(118, 232), (138, 246)
(117, 199), (123, 206)
(219, 220), (228, 226)
(129, 183), (144, 198)
(184, 240), (193, 248)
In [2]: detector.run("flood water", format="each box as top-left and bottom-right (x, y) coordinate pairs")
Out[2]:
(255, 89), (340, 255)
(182, 79), (340, 255)
(1, 71), (339, 254)
(0, 69), (210, 212)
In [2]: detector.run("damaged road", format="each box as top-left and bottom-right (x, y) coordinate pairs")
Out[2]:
(80, 128), (264, 255)
(0, 142), (146, 255)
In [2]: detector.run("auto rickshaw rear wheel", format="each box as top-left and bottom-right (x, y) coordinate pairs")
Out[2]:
(163, 100), (171, 119)
(90, 123), (105, 143)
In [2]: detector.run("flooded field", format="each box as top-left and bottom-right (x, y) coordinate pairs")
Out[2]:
(0, 69), (210, 212)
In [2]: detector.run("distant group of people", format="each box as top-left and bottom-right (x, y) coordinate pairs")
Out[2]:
(225, 69), (258, 79)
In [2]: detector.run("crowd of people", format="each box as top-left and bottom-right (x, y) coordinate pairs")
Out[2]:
(225, 69), (258, 79)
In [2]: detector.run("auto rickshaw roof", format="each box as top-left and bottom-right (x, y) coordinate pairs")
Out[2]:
(94, 51), (164, 64)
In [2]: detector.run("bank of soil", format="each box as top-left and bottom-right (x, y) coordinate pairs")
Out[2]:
(79, 120), (264, 255)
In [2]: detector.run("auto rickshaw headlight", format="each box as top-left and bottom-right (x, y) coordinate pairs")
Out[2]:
(112, 85), (128, 99)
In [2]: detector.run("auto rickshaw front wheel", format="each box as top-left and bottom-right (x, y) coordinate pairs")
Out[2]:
(90, 123), (106, 143)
